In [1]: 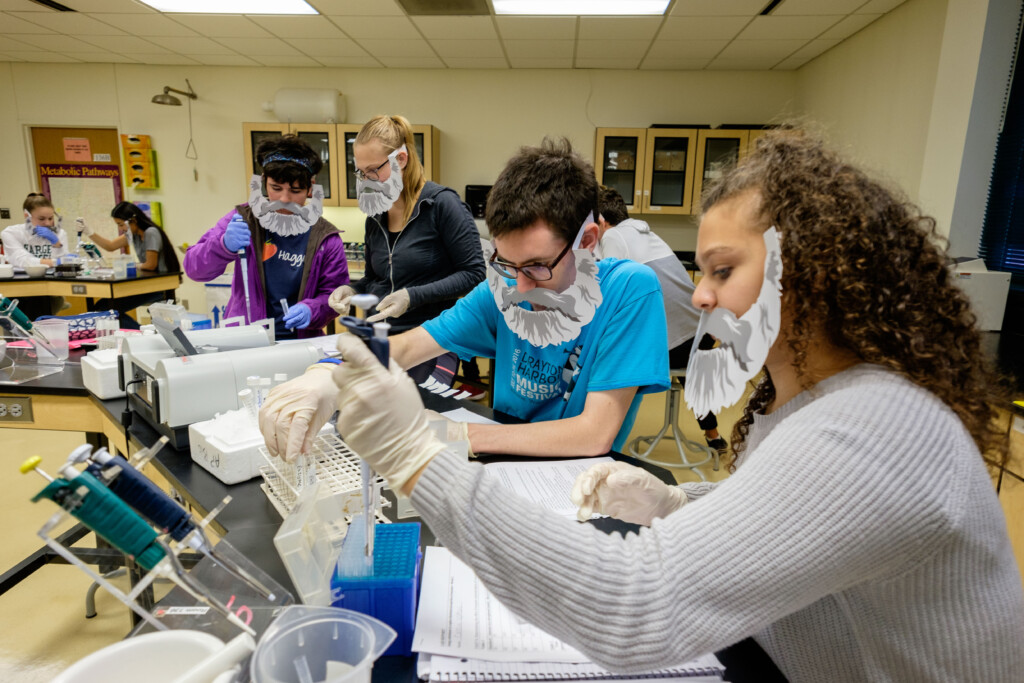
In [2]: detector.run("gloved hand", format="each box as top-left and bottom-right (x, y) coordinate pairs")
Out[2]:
(424, 409), (475, 458)
(570, 461), (685, 525)
(283, 302), (312, 329)
(366, 288), (411, 323)
(332, 334), (448, 496)
(33, 226), (60, 244)
(328, 285), (356, 314)
(75, 217), (93, 236)
(223, 213), (250, 253)
(259, 364), (339, 462)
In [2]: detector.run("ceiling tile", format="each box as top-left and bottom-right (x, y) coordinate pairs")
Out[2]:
(16, 34), (108, 53)
(358, 38), (435, 58)
(171, 14), (273, 38)
(503, 39), (573, 60)
(331, 16), (420, 40)
(641, 57), (711, 70)
(575, 56), (641, 69)
(774, 0), (864, 14)
(247, 15), (347, 38)
(494, 16), (576, 40)
(413, 16), (497, 40)
(80, 35), (173, 53)
(670, 0), (766, 16)
(217, 37), (305, 56)
(578, 17), (661, 41)
(576, 40), (649, 60)
(311, 0), (405, 15)
(89, 13), (198, 36)
(705, 57), (767, 70)
(716, 39), (806, 62)
(377, 55), (444, 68)
(133, 53), (201, 65)
(507, 57), (572, 68)
(252, 54), (321, 67)
(858, 0), (906, 12)
(738, 15), (844, 40)
(66, 0), (157, 11)
(190, 54), (260, 65)
(0, 13), (56, 34)
(314, 55), (383, 67)
(285, 37), (369, 57)
(443, 57), (508, 69)
(645, 39), (727, 60)
(148, 35), (235, 54)
(659, 16), (750, 40)
(6, 12), (127, 35)
(773, 38), (840, 69)
(62, 52), (139, 63)
(0, 53), (24, 61)
(0, 34), (39, 51)
(0, 0), (44, 8)
(8, 51), (81, 62)
(819, 14), (881, 41)
(429, 39), (503, 59)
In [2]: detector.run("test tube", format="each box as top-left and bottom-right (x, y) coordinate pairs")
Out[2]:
(279, 298), (289, 319)
(238, 388), (257, 421)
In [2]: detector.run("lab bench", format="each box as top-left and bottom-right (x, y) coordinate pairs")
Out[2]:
(0, 269), (181, 306)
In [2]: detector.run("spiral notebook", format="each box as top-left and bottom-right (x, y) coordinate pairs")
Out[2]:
(414, 547), (725, 681)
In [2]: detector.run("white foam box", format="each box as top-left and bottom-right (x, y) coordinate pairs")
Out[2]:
(81, 348), (125, 399)
(189, 416), (265, 485)
(951, 258), (1012, 331)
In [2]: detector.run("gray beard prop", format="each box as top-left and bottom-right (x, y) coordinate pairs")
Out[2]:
(248, 175), (324, 236)
(357, 154), (404, 217)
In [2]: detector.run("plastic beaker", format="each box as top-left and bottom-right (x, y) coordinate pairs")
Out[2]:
(33, 318), (69, 360)
(250, 606), (396, 683)
(113, 255), (130, 279)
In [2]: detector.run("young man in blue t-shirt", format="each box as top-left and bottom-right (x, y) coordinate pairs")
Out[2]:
(261, 138), (669, 461)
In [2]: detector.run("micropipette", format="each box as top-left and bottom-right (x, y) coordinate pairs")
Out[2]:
(21, 455), (256, 635)
(61, 441), (277, 602)
(0, 295), (61, 355)
(337, 293), (389, 566)
(238, 248), (252, 324)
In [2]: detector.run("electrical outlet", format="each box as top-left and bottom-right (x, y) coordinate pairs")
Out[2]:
(0, 208), (9, 219)
(0, 396), (33, 423)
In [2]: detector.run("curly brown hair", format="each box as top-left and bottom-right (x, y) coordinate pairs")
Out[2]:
(701, 129), (1009, 470)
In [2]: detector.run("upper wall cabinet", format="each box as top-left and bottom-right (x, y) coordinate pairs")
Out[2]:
(642, 128), (699, 216)
(242, 123), (441, 208)
(691, 129), (748, 215)
(595, 128), (647, 213)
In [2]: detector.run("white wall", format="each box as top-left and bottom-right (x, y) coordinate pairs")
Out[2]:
(0, 63), (796, 308)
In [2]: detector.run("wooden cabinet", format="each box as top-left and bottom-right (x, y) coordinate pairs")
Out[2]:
(595, 128), (647, 213)
(642, 128), (698, 215)
(691, 129), (748, 214)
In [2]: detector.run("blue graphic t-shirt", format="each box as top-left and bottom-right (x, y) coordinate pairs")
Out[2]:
(262, 231), (310, 339)
(422, 258), (670, 451)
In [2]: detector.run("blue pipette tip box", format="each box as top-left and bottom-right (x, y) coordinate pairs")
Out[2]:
(331, 522), (421, 656)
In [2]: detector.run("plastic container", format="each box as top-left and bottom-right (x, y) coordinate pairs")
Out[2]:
(331, 522), (421, 656)
(52, 630), (229, 683)
(190, 412), (266, 484)
(33, 318), (69, 360)
(274, 481), (349, 606)
(250, 606), (395, 683)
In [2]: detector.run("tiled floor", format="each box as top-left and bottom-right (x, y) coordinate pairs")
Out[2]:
(0, 385), (749, 679)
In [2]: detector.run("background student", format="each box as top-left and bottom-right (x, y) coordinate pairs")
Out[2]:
(2, 193), (69, 317)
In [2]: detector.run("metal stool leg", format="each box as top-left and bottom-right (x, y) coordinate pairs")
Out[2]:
(86, 568), (126, 618)
(628, 381), (716, 478)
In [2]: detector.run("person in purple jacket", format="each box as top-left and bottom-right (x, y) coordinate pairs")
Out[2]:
(184, 135), (348, 339)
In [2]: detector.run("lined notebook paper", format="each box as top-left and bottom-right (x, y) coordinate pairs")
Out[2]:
(413, 547), (725, 681)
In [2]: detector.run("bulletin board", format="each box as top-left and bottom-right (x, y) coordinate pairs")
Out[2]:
(41, 164), (122, 249)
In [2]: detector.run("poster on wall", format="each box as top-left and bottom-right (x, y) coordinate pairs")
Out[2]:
(40, 164), (122, 253)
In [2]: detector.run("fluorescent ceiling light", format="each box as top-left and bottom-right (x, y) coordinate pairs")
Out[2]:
(138, 0), (317, 13)
(493, 0), (669, 15)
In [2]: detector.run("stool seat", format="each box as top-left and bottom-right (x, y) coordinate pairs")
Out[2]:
(627, 366), (719, 478)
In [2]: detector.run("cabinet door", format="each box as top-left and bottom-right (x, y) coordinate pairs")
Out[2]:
(691, 130), (748, 214)
(338, 124), (363, 208)
(288, 123), (340, 207)
(595, 128), (647, 213)
(411, 124), (441, 183)
(641, 129), (698, 215)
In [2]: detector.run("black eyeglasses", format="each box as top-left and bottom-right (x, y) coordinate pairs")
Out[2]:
(354, 158), (389, 182)
(488, 240), (573, 282)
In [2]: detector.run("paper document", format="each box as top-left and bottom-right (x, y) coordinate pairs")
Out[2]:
(440, 407), (499, 425)
(422, 653), (725, 681)
(485, 456), (614, 519)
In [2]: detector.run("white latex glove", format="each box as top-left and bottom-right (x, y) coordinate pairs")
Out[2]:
(424, 409), (475, 458)
(328, 285), (356, 314)
(570, 461), (685, 525)
(75, 217), (94, 236)
(366, 288), (410, 323)
(332, 334), (448, 496)
(259, 363), (340, 462)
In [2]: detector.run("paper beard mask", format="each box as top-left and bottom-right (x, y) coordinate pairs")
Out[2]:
(356, 145), (405, 217)
(248, 175), (324, 237)
(685, 226), (783, 419)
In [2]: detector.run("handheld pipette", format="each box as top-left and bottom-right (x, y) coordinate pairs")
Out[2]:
(338, 293), (389, 567)
(21, 456), (255, 635)
(62, 440), (276, 602)
(238, 248), (252, 324)
(0, 296), (60, 355)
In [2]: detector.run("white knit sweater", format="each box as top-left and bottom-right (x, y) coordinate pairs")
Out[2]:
(412, 364), (1024, 682)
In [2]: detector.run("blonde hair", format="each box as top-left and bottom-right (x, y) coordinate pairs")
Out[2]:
(355, 115), (425, 227)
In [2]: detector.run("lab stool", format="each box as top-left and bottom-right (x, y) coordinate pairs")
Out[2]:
(627, 368), (718, 481)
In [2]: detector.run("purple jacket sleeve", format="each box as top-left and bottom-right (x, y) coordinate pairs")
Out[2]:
(300, 233), (349, 333)
(183, 210), (240, 282)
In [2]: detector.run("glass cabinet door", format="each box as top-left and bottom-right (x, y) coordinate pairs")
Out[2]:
(338, 124), (441, 207)
(288, 123), (339, 207)
(641, 129), (697, 215)
(241, 123), (289, 189)
(595, 128), (646, 213)
(691, 130), (748, 213)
